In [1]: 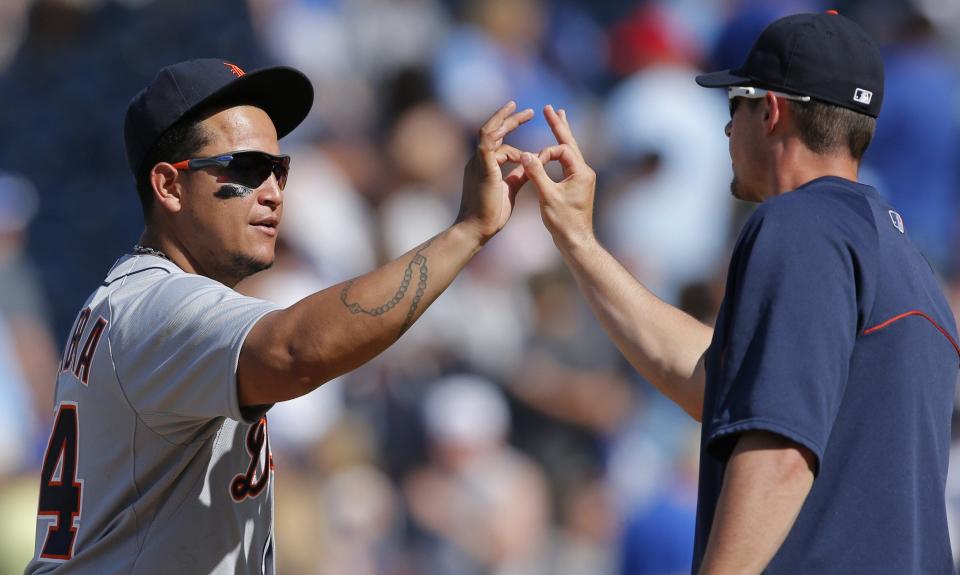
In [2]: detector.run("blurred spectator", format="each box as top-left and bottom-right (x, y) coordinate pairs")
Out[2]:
(0, 172), (57, 575)
(860, 9), (960, 270)
(250, 0), (449, 137)
(0, 173), (58, 465)
(543, 473), (616, 575)
(271, 144), (379, 283)
(0, 0), (32, 73)
(599, 65), (733, 304)
(379, 101), (468, 259)
(509, 267), (632, 436)
(0, 319), (35, 474)
(616, 428), (699, 575)
(607, 4), (700, 77)
(432, 0), (581, 150)
(317, 465), (404, 575)
(404, 374), (551, 575)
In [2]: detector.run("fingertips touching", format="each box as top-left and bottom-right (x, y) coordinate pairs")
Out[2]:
(504, 168), (528, 193)
(537, 145), (565, 163)
(494, 144), (524, 163)
(505, 164), (526, 181)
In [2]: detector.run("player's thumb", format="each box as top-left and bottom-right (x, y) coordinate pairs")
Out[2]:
(521, 152), (552, 192)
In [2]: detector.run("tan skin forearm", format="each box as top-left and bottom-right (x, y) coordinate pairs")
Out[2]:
(238, 222), (482, 405)
(558, 235), (712, 420)
(699, 431), (816, 575)
(522, 105), (712, 421)
(237, 101), (534, 406)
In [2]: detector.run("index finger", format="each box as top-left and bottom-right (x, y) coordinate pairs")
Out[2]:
(481, 101), (519, 134)
(544, 105), (583, 159)
(479, 103), (534, 153)
(537, 144), (584, 178)
(495, 107), (535, 138)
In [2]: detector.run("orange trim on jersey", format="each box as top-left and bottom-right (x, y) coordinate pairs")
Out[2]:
(862, 310), (960, 360)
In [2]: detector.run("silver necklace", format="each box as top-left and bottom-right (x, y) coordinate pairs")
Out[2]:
(132, 244), (171, 261)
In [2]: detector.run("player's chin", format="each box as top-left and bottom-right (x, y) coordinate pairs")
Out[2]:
(232, 238), (276, 278)
(247, 228), (278, 257)
(730, 176), (762, 203)
(228, 249), (274, 281)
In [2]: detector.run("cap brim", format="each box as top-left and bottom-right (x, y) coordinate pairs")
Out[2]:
(695, 69), (752, 88)
(190, 66), (314, 139)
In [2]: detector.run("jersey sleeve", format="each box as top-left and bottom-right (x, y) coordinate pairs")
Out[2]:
(109, 273), (281, 431)
(705, 199), (863, 471)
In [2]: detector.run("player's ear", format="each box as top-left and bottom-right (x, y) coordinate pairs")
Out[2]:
(150, 162), (183, 213)
(763, 91), (781, 135)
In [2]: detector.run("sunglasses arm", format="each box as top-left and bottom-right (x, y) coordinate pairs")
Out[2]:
(170, 158), (228, 171)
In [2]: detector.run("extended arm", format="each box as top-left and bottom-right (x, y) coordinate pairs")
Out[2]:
(237, 102), (533, 406)
(699, 431), (815, 574)
(521, 106), (712, 420)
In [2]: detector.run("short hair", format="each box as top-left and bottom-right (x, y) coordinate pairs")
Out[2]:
(134, 115), (210, 218)
(787, 99), (876, 161)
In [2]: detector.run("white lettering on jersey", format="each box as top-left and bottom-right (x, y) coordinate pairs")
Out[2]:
(60, 307), (109, 386)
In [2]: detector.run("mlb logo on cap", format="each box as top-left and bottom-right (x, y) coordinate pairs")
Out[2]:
(854, 88), (873, 105)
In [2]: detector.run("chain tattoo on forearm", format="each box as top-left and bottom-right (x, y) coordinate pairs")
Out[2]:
(339, 240), (432, 335)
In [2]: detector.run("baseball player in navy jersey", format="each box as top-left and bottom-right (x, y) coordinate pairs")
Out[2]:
(25, 59), (533, 574)
(521, 12), (959, 574)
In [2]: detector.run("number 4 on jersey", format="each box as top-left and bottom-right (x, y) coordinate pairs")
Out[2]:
(37, 402), (83, 561)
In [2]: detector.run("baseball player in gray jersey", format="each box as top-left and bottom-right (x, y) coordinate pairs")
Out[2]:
(25, 59), (532, 574)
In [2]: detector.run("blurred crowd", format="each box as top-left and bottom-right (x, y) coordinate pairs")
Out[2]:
(2, 0), (960, 573)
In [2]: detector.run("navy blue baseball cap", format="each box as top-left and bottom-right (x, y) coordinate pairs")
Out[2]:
(124, 58), (314, 176)
(696, 11), (884, 118)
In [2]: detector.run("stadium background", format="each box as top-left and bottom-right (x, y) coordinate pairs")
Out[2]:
(1, 0), (959, 573)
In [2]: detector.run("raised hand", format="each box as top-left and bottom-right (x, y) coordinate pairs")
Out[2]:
(457, 101), (534, 243)
(520, 105), (597, 252)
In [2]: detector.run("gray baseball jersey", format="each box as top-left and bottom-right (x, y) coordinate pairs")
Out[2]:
(25, 253), (281, 574)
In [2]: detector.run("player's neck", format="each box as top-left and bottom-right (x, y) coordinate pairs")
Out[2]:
(137, 229), (202, 279)
(770, 143), (859, 197)
(137, 230), (245, 287)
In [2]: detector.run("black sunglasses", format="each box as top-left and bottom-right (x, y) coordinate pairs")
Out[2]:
(172, 150), (290, 190)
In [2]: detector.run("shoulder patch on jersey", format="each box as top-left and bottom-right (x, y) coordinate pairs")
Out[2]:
(888, 210), (905, 234)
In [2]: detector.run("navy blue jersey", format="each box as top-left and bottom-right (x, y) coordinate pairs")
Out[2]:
(695, 176), (959, 573)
